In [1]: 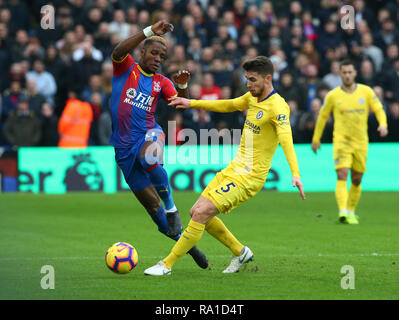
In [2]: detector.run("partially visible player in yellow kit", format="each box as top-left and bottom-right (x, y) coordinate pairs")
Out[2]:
(144, 56), (306, 276)
(312, 60), (388, 224)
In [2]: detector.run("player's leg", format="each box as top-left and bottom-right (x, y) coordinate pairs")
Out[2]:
(133, 185), (170, 236)
(144, 195), (215, 275)
(139, 138), (181, 237)
(336, 167), (349, 222)
(144, 172), (253, 275)
(346, 169), (363, 225)
(346, 148), (367, 224)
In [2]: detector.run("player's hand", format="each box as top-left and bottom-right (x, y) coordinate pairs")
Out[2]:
(377, 125), (388, 137)
(311, 142), (320, 154)
(172, 70), (191, 86)
(151, 20), (174, 36)
(293, 176), (306, 200)
(168, 96), (191, 109)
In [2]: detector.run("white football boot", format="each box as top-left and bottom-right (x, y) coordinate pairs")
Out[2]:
(223, 246), (254, 273)
(144, 261), (172, 276)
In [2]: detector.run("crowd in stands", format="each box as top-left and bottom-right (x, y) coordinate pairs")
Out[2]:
(1, 0), (399, 149)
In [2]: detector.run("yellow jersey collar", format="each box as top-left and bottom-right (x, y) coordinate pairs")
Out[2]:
(138, 64), (153, 77)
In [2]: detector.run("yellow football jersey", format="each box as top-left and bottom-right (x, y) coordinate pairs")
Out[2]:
(191, 90), (300, 192)
(312, 84), (387, 146)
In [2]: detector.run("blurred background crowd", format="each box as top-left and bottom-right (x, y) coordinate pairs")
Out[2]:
(1, 0), (399, 149)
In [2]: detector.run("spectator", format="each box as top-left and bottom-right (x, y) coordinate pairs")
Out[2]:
(204, 5), (219, 43)
(297, 97), (322, 143)
(4, 97), (41, 148)
(322, 60), (343, 89)
(176, 15), (201, 48)
(199, 47), (215, 73)
(387, 101), (399, 142)
(221, 11), (239, 41)
(25, 59), (57, 105)
(25, 78), (46, 116)
(357, 59), (377, 87)
(200, 73), (222, 101)
(84, 6), (103, 35)
(232, 0), (247, 30)
(374, 19), (399, 54)
(187, 37), (202, 62)
(286, 99), (301, 142)
(2, 81), (26, 119)
(210, 58), (231, 87)
(68, 41), (102, 94)
(317, 19), (342, 56)
(108, 10), (130, 40)
(278, 70), (307, 111)
(58, 91), (93, 148)
(97, 110), (112, 145)
(73, 35), (103, 63)
(10, 29), (29, 62)
(298, 63), (324, 111)
(82, 74), (107, 107)
(384, 58), (399, 102)
(99, 61), (113, 97)
(360, 32), (384, 73)
(39, 102), (59, 146)
(89, 92), (103, 145)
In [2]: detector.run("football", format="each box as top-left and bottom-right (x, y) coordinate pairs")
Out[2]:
(105, 242), (138, 274)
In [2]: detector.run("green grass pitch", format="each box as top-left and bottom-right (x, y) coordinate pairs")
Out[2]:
(0, 191), (398, 300)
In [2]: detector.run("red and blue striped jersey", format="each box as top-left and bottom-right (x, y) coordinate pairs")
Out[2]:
(109, 54), (177, 147)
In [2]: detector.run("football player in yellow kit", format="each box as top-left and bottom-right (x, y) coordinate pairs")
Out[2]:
(312, 60), (388, 224)
(144, 56), (305, 276)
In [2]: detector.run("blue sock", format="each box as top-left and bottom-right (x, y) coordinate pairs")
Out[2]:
(148, 205), (168, 234)
(140, 156), (175, 211)
(154, 183), (175, 211)
(148, 206), (181, 241)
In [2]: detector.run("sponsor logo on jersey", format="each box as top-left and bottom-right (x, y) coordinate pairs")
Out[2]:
(277, 114), (287, 121)
(124, 90), (155, 112)
(244, 119), (260, 134)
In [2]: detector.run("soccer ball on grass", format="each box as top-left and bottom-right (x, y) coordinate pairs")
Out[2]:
(105, 242), (138, 274)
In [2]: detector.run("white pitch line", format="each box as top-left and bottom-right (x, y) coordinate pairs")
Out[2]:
(0, 253), (398, 261)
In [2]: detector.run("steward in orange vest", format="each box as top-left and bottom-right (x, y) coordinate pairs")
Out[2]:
(58, 98), (93, 147)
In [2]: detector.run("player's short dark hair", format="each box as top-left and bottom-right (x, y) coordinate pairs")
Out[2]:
(339, 59), (356, 69)
(242, 56), (274, 77)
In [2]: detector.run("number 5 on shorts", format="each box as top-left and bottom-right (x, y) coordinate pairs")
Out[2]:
(215, 182), (236, 194)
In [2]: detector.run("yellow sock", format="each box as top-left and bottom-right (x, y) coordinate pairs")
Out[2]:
(347, 184), (362, 211)
(335, 180), (348, 211)
(205, 216), (244, 256)
(163, 219), (205, 269)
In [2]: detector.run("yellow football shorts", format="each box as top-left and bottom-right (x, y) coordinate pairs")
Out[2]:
(333, 143), (368, 173)
(201, 169), (262, 214)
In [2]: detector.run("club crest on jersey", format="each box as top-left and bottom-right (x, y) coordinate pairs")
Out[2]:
(153, 81), (161, 92)
(358, 98), (365, 104)
(126, 88), (137, 99)
(256, 111), (263, 119)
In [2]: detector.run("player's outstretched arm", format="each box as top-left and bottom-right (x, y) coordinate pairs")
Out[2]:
(112, 20), (174, 61)
(169, 94), (249, 113)
(168, 96), (191, 109)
